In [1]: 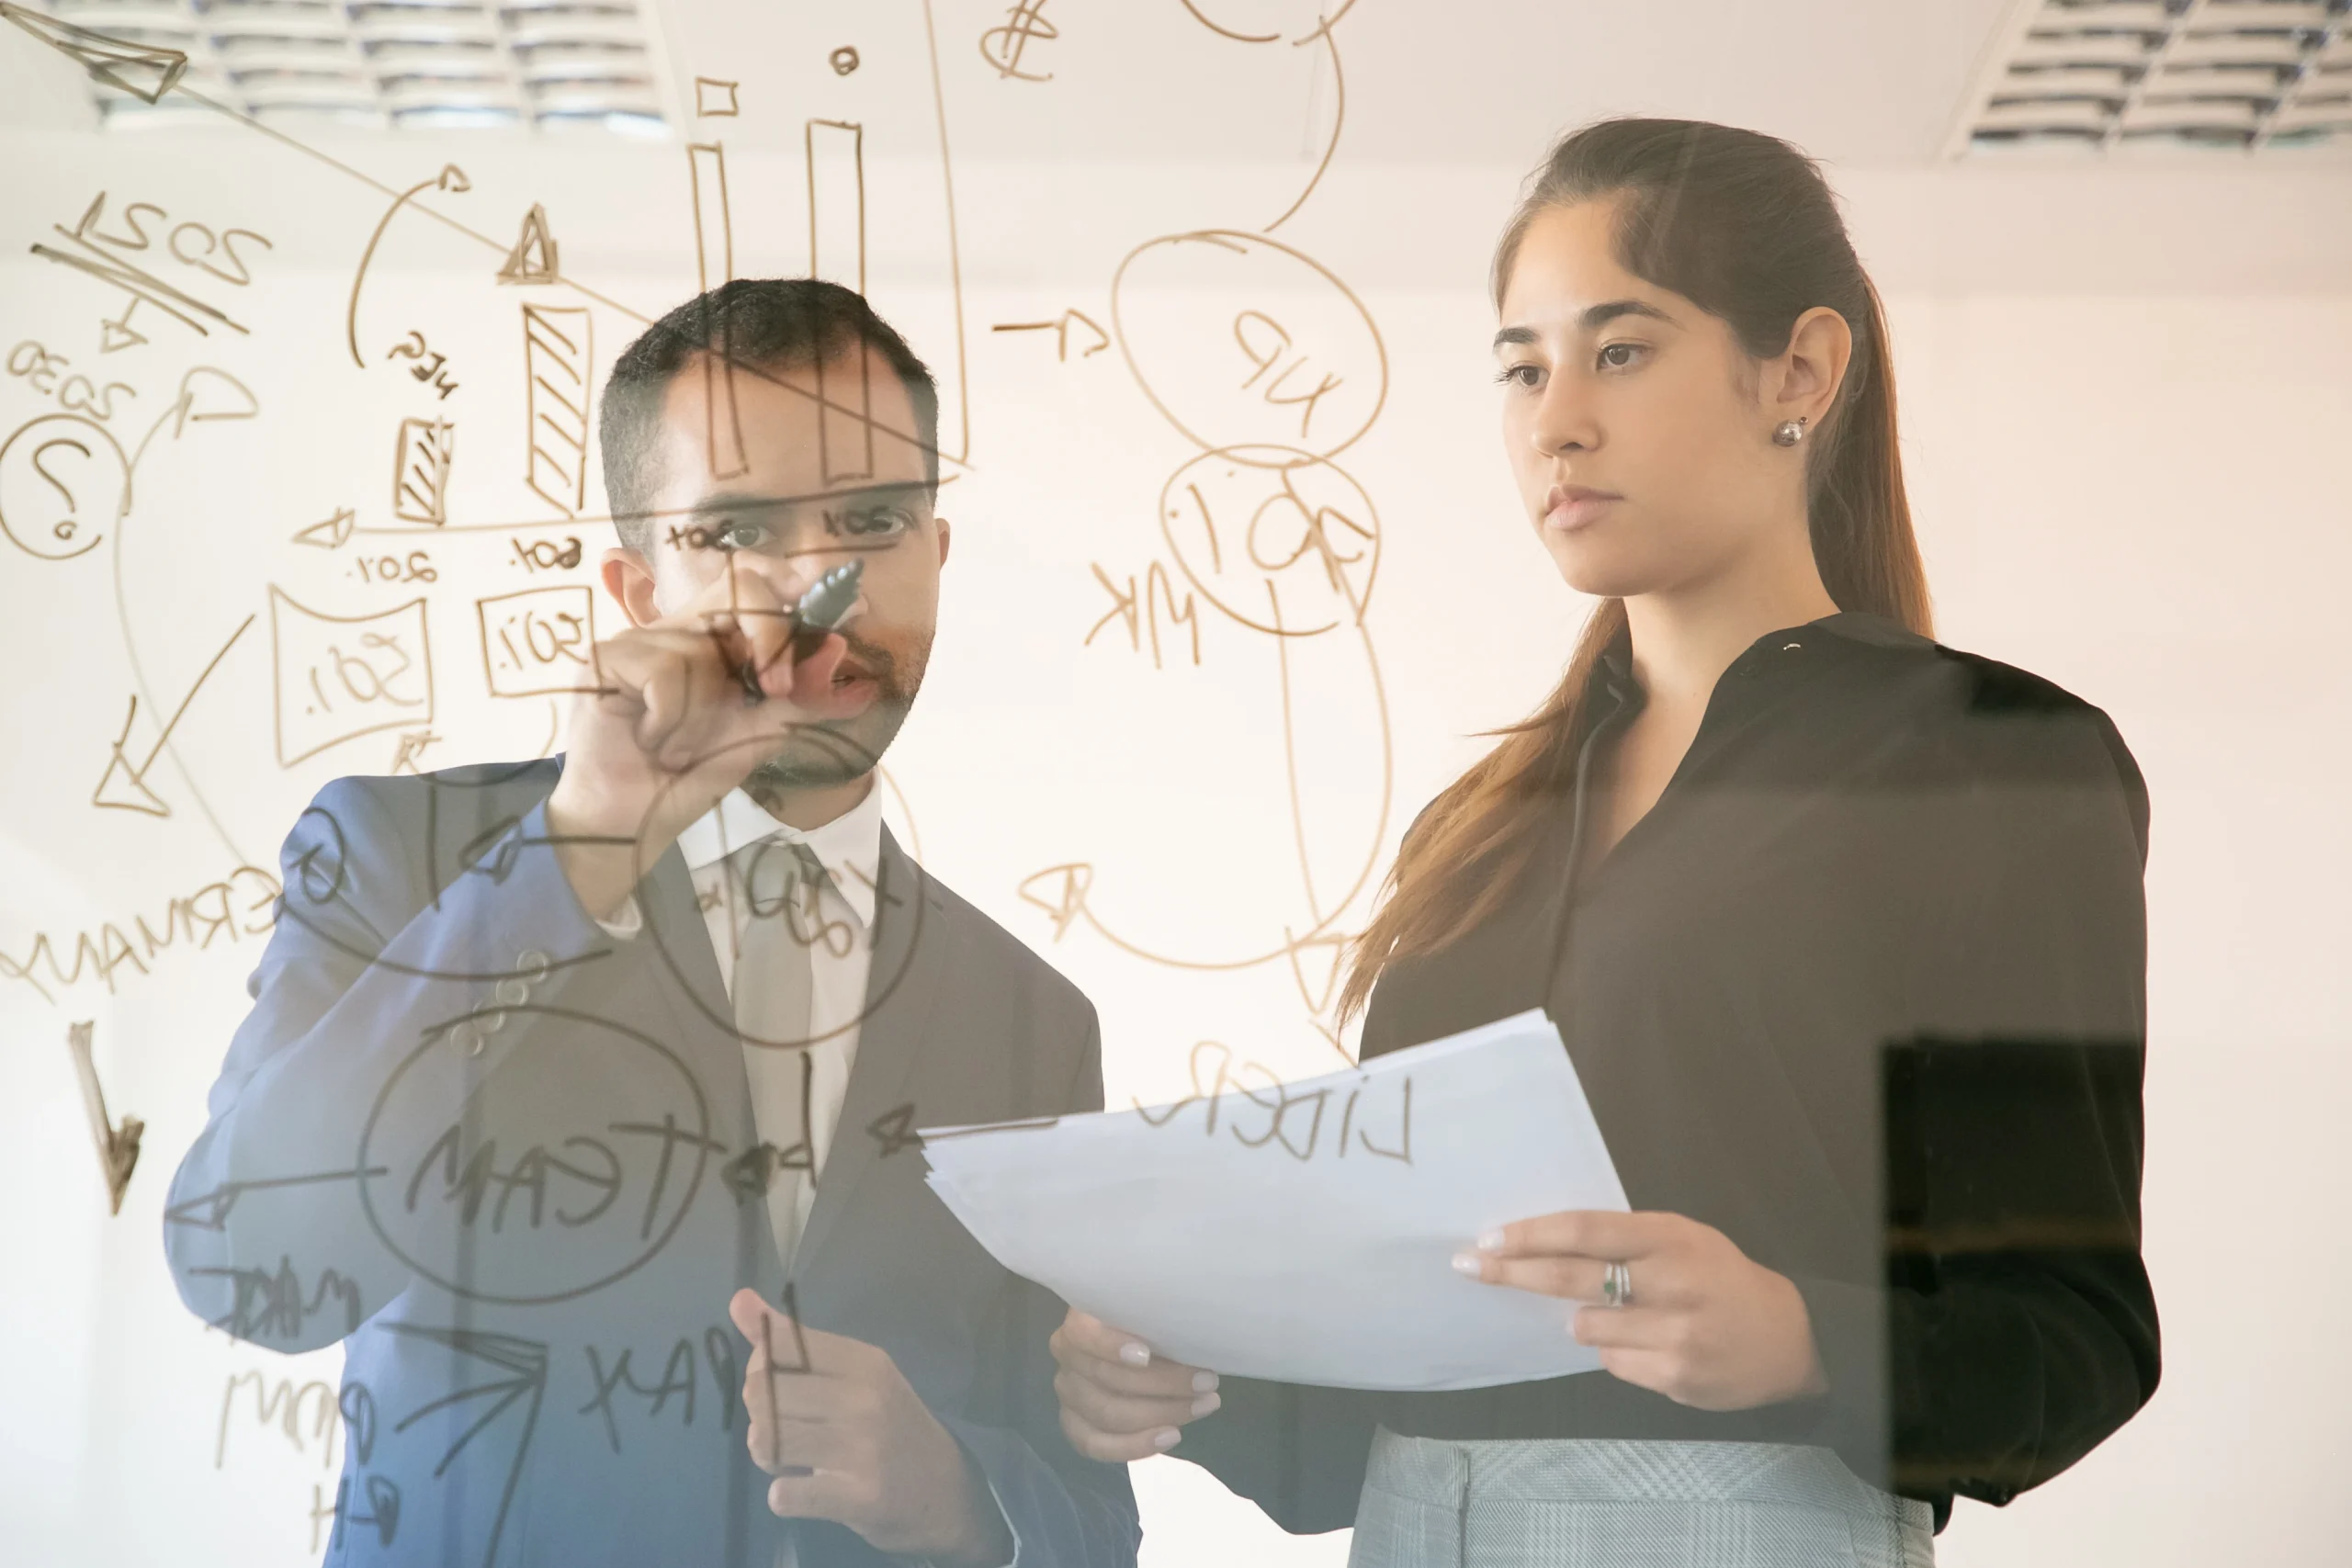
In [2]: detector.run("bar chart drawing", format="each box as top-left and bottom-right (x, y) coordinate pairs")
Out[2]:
(807, 118), (874, 482)
(686, 140), (748, 482)
(390, 416), (454, 525)
(522, 304), (593, 516)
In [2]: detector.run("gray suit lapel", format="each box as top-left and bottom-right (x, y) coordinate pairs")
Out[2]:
(789, 822), (948, 1282)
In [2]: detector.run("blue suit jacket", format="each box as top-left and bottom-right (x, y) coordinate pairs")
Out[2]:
(164, 760), (1139, 1568)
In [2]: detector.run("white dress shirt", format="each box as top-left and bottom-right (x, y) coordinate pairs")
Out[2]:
(596, 779), (882, 1268)
(592, 781), (1018, 1566)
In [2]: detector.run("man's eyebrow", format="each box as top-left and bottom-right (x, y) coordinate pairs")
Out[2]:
(688, 479), (933, 516)
(1491, 299), (1679, 353)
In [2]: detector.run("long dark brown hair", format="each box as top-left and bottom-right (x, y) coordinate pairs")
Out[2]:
(1336, 117), (1933, 1025)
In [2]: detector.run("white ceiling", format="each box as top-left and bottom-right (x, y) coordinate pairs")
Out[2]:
(1, 0), (2346, 293)
(0, 0), (2045, 164)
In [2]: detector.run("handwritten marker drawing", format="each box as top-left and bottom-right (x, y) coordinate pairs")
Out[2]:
(495, 201), (558, 287)
(522, 304), (593, 514)
(270, 586), (434, 766)
(0, 3), (188, 100)
(806, 118), (875, 481)
(478, 584), (597, 698)
(166, 1166), (390, 1234)
(292, 506), (356, 549)
(866, 1102), (923, 1158)
(379, 1323), (548, 1568)
(92, 611), (255, 817)
(98, 297), (146, 353)
(390, 416), (453, 525)
(693, 76), (740, 117)
(348, 165), (469, 364)
(66, 1021), (142, 1213)
(990, 308), (1108, 361)
(979, 0), (1057, 81)
(0, 411), (126, 560)
(684, 141), (749, 481)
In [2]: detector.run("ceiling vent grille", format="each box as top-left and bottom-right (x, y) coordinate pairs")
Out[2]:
(1951, 0), (2352, 154)
(47, 0), (677, 135)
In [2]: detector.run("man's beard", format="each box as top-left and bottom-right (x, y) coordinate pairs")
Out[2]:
(744, 626), (930, 793)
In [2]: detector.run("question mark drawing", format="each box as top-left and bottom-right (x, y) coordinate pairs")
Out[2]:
(34, 435), (90, 536)
(0, 413), (127, 561)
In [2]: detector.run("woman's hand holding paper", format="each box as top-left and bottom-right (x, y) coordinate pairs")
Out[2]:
(1049, 1308), (1223, 1462)
(1454, 1210), (1828, 1412)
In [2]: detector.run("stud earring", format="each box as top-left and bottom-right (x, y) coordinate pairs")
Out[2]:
(1771, 418), (1807, 447)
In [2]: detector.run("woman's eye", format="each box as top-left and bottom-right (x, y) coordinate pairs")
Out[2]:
(1597, 342), (1646, 371)
(1495, 363), (1543, 389)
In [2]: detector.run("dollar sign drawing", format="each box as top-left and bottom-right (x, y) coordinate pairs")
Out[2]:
(978, 0), (1057, 82)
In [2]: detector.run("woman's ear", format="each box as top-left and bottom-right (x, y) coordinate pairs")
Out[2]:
(601, 547), (662, 627)
(1768, 306), (1854, 429)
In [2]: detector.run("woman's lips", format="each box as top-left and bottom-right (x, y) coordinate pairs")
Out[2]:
(1544, 483), (1621, 533)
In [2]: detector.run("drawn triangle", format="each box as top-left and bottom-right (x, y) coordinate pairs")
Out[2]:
(1, 5), (189, 103)
(1283, 928), (1351, 1017)
(291, 507), (355, 549)
(719, 1142), (781, 1202)
(164, 1185), (234, 1231)
(93, 747), (169, 816)
(99, 303), (146, 354)
(865, 1102), (922, 1158)
(496, 204), (559, 285)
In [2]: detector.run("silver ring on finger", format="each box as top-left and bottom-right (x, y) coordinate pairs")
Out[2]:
(1602, 1259), (1634, 1309)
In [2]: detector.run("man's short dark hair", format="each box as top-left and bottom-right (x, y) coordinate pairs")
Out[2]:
(598, 277), (940, 552)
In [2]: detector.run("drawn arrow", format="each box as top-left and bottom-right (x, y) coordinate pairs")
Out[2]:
(66, 1021), (142, 1213)
(381, 1323), (545, 1568)
(866, 1102), (922, 1158)
(164, 1165), (387, 1231)
(346, 164), (470, 367)
(989, 309), (1108, 362)
(719, 1139), (815, 1201)
(92, 612), (254, 818)
(98, 297), (146, 354)
(1, 3), (188, 102)
(1015, 863), (1093, 941)
(292, 506), (355, 549)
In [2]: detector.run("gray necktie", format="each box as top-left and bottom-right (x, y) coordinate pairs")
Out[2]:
(734, 839), (829, 1270)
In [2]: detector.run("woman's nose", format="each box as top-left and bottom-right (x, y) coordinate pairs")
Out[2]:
(1531, 378), (1600, 457)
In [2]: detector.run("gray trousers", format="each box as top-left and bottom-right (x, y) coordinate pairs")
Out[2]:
(1348, 1430), (1936, 1568)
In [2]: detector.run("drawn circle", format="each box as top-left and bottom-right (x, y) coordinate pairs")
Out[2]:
(1159, 445), (1381, 635)
(1179, 0), (1354, 46)
(830, 45), (861, 74)
(1112, 231), (1387, 463)
(635, 728), (930, 1052)
(268, 770), (651, 984)
(290, 803), (351, 906)
(0, 413), (125, 560)
(357, 1005), (712, 1305)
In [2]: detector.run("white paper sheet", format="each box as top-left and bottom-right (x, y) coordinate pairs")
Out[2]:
(920, 1009), (1629, 1392)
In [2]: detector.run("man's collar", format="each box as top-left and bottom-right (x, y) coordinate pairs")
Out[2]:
(674, 777), (884, 928)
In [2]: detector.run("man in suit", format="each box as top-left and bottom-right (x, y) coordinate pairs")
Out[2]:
(164, 279), (1138, 1567)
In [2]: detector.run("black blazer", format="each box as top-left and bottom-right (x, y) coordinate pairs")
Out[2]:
(1177, 613), (2160, 1534)
(164, 759), (1138, 1567)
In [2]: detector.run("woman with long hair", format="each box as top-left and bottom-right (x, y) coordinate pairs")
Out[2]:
(1048, 118), (2158, 1565)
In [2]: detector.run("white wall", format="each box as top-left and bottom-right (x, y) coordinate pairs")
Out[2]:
(0, 52), (2346, 1568)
